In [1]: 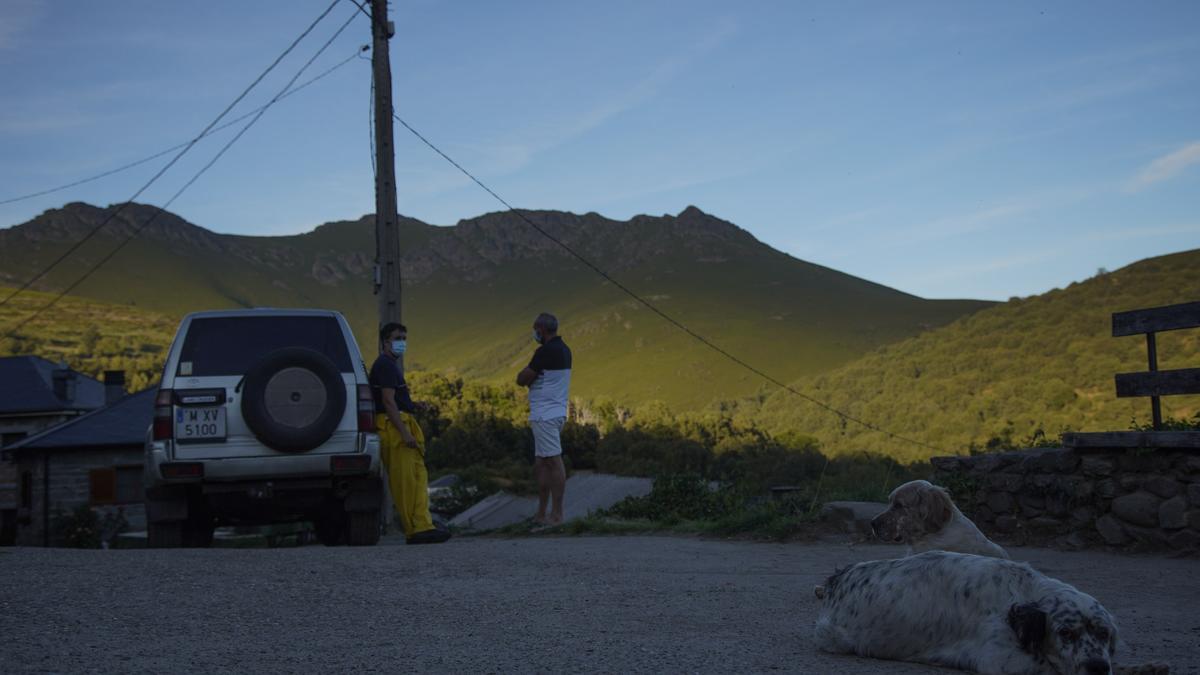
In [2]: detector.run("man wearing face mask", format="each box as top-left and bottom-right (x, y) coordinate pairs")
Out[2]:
(515, 312), (572, 526)
(369, 322), (449, 544)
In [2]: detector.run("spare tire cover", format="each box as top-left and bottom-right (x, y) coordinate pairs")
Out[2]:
(240, 347), (347, 453)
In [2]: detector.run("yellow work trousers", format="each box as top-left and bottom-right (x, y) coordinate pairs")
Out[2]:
(377, 412), (434, 537)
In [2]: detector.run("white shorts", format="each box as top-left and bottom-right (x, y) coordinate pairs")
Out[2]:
(531, 417), (566, 458)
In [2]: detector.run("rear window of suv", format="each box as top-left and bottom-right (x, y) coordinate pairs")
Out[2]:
(177, 316), (354, 377)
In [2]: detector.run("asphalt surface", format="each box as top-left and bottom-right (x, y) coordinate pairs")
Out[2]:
(1, 536), (1197, 674)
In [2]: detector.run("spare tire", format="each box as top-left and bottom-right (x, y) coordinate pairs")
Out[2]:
(240, 347), (347, 453)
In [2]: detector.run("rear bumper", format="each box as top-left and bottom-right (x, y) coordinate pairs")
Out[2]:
(145, 433), (381, 484)
(143, 433), (383, 524)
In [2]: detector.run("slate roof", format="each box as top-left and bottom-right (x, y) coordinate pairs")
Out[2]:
(7, 388), (155, 452)
(0, 356), (105, 414)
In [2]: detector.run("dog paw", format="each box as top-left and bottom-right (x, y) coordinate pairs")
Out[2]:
(813, 584), (826, 599)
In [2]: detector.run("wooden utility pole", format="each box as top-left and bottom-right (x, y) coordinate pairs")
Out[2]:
(371, 0), (401, 325)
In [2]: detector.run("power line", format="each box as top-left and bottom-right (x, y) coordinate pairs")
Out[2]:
(0, 47), (365, 208)
(391, 111), (948, 455)
(0, 0), (342, 310)
(3, 5), (360, 339)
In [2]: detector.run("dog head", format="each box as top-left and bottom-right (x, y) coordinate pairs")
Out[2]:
(1007, 591), (1119, 675)
(871, 479), (954, 545)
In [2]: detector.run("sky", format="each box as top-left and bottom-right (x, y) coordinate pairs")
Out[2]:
(0, 0), (1197, 301)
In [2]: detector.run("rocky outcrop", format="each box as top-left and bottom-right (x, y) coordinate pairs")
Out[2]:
(0, 202), (764, 289)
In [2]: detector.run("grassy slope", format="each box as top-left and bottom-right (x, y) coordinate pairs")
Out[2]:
(0, 205), (990, 410)
(0, 286), (176, 392)
(749, 248), (1200, 462)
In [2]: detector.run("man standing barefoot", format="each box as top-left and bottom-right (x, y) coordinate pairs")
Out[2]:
(516, 313), (572, 526)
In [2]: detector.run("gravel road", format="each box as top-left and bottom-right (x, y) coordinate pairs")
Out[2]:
(1, 536), (1197, 674)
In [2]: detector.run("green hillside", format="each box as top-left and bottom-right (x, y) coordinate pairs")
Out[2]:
(748, 249), (1200, 462)
(0, 286), (175, 392)
(0, 202), (991, 409)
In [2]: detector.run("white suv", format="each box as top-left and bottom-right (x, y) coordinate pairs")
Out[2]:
(144, 309), (383, 547)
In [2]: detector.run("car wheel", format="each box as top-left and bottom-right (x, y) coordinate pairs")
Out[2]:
(183, 517), (215, 548)
(345, 509), (381, 546)
(240, 347), (347, 453)
(314, 508), (345, 546)
(148, 521), (184, 548)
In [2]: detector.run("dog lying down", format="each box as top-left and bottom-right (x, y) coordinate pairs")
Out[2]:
(872, 479), (1009, 559)
(814, 551), (1169, 675)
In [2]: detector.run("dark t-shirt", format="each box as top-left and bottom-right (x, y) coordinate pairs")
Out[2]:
(369, 353), (416, 414)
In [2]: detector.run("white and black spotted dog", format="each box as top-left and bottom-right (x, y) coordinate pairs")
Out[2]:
(813, 551), (1168, 675)
(872, 479), (1009, 558)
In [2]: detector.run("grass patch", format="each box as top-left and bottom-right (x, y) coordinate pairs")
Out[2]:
(479, 471), (893, 542)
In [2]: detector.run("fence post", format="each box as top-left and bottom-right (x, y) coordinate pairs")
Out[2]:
(1147, 331), (1162, 430)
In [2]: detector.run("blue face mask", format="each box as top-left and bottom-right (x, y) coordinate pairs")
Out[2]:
(532, 330), (543, 345)
(391, 339), (406, 354)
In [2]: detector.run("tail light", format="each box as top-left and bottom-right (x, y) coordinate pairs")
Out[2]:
(153, 389), (174, 441)
(161, 462), (204, 480)
(357, 384), (376, 432)
(331, 454), (372, 475)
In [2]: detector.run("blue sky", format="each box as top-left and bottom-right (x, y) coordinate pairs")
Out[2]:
(0, 0), (1197, 301)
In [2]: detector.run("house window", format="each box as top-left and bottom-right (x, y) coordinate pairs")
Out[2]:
(89, 466), (143, 505)
(90, 469), (115, 504)
(20, 471), (33, 509)
(115, 466), (142, 504)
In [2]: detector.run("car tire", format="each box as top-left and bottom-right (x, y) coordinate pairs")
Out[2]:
(345, 509), (381, 546)
(240, 347), (347, 453)
(148, 521), (184, 548)
(183, 517), (215, 548)
(314, 507), (345, 546)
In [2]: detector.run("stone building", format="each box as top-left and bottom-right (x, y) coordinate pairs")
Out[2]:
(0, 357), (116, 544)
(3, 387), (154, 547)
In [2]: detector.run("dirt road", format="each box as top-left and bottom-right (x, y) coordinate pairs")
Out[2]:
(1, 536), (1196, 673)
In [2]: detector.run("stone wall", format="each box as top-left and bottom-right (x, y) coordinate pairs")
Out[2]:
(13, 447), (146, 547)
(930, 448), (1200, 552)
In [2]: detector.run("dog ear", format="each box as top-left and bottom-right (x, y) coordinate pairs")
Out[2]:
(920, 484), (953, 530)
(1007, 603), (1047, 654)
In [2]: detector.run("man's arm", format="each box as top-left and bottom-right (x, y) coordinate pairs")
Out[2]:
(381, 387), (419, 447)
(518, 346), (546, 387)
(516, 367), (539, 387)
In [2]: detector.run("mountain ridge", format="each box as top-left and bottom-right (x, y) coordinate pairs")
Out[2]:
(0, 201), (993, 409)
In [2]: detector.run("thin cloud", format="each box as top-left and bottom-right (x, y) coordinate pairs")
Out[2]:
(1125, 141), (1200, 192)
(1084, 223), (1200, 242)
(0, 0), (42, 50)
(903, 250), (1060, 288)
(455, 17), (739, 179)
(884, 187), (1096, 245)
(885, 201), (1035, 245)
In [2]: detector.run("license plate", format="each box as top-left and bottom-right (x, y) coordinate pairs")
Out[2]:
(175, 406), (227, 442)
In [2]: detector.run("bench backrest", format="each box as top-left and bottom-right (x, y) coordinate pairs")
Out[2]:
(1112, 301), (1200, 429)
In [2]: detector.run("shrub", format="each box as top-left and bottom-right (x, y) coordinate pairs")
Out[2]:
(603, 474), (742, 524)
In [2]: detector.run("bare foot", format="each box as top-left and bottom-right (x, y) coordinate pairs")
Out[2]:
(547, 514), (563, 526)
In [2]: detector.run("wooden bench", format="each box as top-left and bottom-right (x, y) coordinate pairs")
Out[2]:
(1063, 300), (1200, 449)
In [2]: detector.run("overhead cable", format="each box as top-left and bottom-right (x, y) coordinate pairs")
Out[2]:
(3, 6), (359, 337)
(391, 111), (948, 455)
(0, 0), (342, 309)
(0, 46), (365, 208)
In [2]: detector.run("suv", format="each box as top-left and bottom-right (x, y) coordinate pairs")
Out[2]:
(143, 309), (383, 547)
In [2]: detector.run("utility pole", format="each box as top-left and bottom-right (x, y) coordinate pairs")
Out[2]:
(370, 0), (400, 534)
(372, 0), (401, 325)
